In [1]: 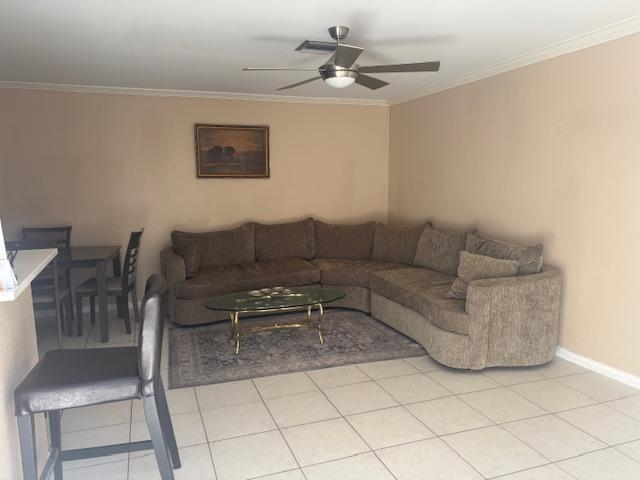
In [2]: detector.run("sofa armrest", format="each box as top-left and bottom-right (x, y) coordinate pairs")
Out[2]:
(160, 247), (186, 321)
(465, 266), (562, 366)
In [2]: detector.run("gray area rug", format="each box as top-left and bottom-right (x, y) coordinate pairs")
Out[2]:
(169, 309), (426, 389)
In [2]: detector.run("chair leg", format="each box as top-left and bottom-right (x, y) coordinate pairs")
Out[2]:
(90, 297), (96, 325)
(66, 281), (75, 328)
(54, 300), (64, 350)
(76, 295), (83, 337)
(143, 396), (175, 480)
(122, 295), (132, 335)
(48, 410), (63, 480)
(17, 414), (38, 480)
(155, 378), (181, 469)
(65, 296), (74, 336)
(132, 288), (141, 324)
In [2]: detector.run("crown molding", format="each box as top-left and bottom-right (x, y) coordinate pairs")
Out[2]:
(0, 81), (388, 107)
(388, 15), (640, 106)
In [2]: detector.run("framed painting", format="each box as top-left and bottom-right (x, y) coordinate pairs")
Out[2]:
(195, 124), (270, 178)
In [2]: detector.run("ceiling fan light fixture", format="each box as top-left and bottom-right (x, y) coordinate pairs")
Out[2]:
(320, 64), (358, 89)
(324, 76), (356, 88)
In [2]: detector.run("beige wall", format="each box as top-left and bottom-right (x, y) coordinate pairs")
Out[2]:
(389, 33), (640, 376)
(0, 90), (389, 287)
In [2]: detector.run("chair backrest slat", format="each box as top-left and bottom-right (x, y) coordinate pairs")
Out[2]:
(137, 274), (167, 396)
(122, 230), (143, 290)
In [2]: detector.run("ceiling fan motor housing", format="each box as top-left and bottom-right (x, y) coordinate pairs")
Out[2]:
(319, 63), (358, 81)
(328, 26), (349, 41)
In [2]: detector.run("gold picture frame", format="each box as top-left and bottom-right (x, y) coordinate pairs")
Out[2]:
(195, 124), (270, 178)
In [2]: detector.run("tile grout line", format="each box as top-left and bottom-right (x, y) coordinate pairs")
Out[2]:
(304, 370), (400, 480)
(450, 376), (620, 471)
(126, 399), (133, 480)
(250, 377), (309, 480)
(193, 387), (220, 480)
(501, 376), (640, 459)
(403, 381), (499, 480)
(551, 372), (640, 403)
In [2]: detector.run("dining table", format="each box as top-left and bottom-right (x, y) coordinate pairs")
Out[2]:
(65, 245), (122, 342)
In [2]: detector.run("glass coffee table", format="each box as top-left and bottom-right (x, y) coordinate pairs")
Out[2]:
(205, 287), (345, 354)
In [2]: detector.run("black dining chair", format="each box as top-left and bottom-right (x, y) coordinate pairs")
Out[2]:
(5, 239), (73, 348)
(22, 226), (75, 334)
(75, 230), (143, 337)
(14, 274), (181, 480)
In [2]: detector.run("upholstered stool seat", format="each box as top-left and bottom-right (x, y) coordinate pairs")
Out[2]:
(15, 347), (140, 416)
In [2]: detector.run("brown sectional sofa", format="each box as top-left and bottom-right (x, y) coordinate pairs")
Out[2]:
(160, 218), (561, 370)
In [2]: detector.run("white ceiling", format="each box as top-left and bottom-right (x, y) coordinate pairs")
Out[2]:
(1, 1), (639, 104)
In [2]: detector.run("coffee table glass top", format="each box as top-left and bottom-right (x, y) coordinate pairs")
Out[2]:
(205, 286), (345, 312)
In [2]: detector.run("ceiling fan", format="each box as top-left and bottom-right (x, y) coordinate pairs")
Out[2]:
(242, 25), (440, 91)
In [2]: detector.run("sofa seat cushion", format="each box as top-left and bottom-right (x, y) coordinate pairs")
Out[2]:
(311, 258), (406, 288)
(175, 258), (320, 299)
(370, 268), (469, 335)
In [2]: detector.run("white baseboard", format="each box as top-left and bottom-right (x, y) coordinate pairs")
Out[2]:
(555, 346), (640, 390)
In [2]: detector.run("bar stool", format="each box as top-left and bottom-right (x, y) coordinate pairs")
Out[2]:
(14, 274), (181, 480)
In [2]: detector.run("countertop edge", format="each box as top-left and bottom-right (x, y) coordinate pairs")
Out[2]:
(0, 249), (58, 302)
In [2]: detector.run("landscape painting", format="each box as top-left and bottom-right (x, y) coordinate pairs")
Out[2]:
(195, 124), (270, 178)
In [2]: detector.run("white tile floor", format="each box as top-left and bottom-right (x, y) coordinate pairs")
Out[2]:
(35, 312), (640, 480)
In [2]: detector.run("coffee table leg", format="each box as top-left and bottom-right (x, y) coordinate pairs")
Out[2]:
(317, 303), (324, 345)
(228, 312), (234, 340)
(233, 311), (240, 355)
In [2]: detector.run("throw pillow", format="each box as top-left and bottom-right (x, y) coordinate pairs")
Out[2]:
(314, 220), (376, 259)
(447, 251), (519, 299)
(465, 231), (543, 275)
(371, 222), (430, 264)
(171, 231), (200, 278)
(413, 225), (471, 275)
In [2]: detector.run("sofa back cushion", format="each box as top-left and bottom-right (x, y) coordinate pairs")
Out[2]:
(371, 223), (428, 265)
(465, 231), (543, 275)
(413, 226), (470, 275)
(447, 251), (519, 299)
(254, 218), (315, 261)
(314, 221), (376, 259)
(171, 223), (255, 276)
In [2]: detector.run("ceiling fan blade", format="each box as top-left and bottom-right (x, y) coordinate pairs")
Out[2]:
(277, 76), (322, 91)
(243, 67), (318, 71)
(334, 44), (363, 68)
(359, 61), (440, 73)
(355, 74), (389, 90)
(295, 40), (336, 53)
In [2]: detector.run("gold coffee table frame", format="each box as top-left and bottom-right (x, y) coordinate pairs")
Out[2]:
(205, 287), (346, 355)
(228, 303), (325, 355)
